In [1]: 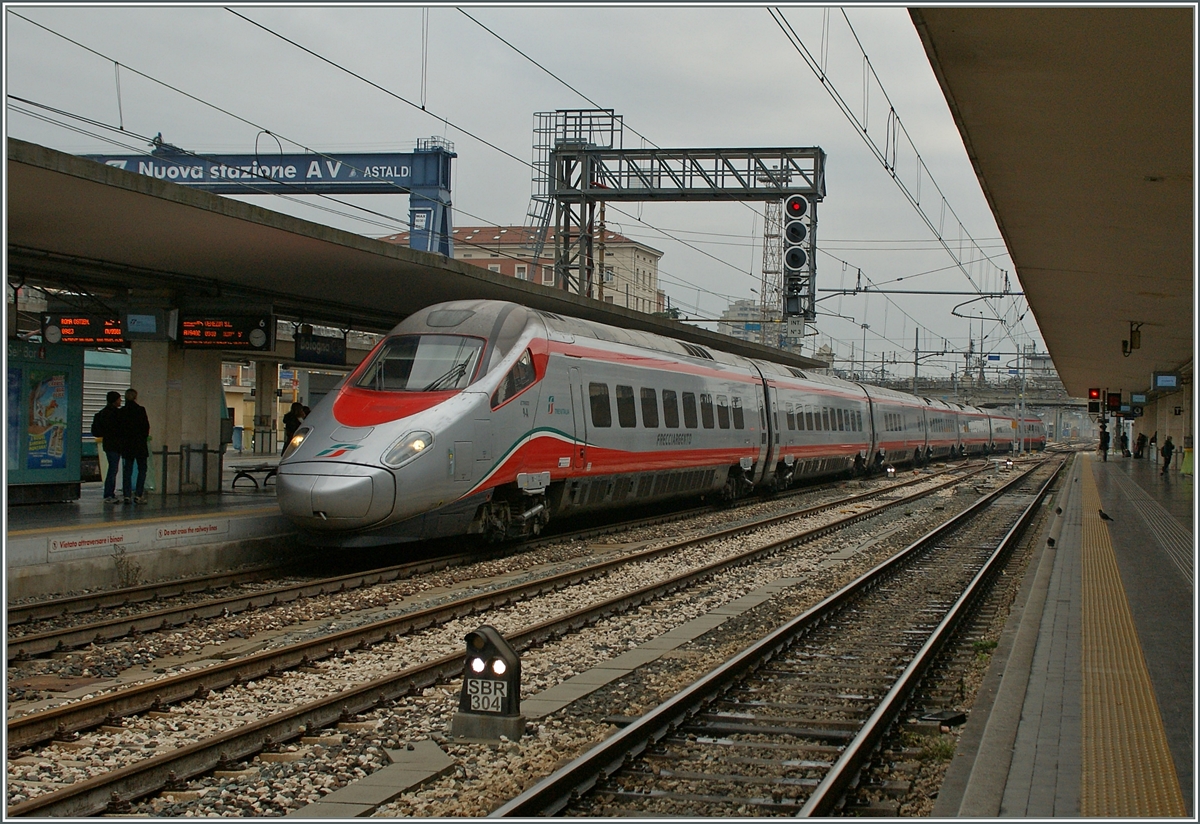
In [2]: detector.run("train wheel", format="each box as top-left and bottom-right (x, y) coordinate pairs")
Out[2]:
(482, 502), (510, 544)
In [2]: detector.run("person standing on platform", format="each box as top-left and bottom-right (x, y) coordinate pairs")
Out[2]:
(91, 390), (123, 504)
(282, 402), (306, 452)
(1098, 424), (1110, 461)
(1160, 436), (1175, 476)
(1120, 432), (1130, 457)
(117, 388), (151, 504)
(1135, 432), (1147, 459)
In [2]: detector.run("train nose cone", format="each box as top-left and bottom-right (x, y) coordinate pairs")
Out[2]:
(277, 463), (396, 530)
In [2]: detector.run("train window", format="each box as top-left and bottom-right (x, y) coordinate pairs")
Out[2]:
(700, 394), (715, 429)
(490, 349), (537, 408)
(732, 397), (745, 430)
(822, 407), (831, 431)
(641, 388), (659, 428)
(806, 406), (815, 431)
(663, 390), (680, 428)
(857, 410), (863, 431)
(616, 385), (637, 428)
(589, 383), (612, 428)
(835, 408), (843, 431)
(786, 403), (795, 431)
(716, 396), (730, 429)
(356, 334), (483, 392)
(682, 392), (699, 429)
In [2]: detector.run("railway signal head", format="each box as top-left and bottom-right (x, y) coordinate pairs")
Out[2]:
(785, 194), (808, 220)
(783, 194), (814, 319)
(449, 625), (524, 742)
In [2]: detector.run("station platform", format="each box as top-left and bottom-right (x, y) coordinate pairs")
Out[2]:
(937, 451), (1193, 817)
(6, 455), (296, 601)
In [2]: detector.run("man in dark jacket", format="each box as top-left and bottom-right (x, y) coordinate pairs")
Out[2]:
(117, 388), (151, 503)
(1161, 436), (1176, 476)
(282, 402), (306, 453)
(91, 391), (123, 503)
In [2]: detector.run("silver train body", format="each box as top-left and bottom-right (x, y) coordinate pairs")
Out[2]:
(277, 300), (1044, 546)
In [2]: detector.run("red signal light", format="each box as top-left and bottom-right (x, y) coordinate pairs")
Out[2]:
(1088, 388), (1101, 400)
(785, 194), (808, 219)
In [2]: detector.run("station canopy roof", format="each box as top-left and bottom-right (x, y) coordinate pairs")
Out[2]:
(911, 7), (1193, 398)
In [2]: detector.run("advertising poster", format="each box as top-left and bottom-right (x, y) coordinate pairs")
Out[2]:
(7, 366), (22, 471)
(27, 370), (68, 470)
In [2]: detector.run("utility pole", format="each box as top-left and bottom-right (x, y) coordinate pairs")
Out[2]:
(596, 201), (606, 303)
(860, 323), (869, 380)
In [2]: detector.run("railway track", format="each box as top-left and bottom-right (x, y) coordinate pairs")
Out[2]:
(6, 463), (999, 817)
(491, 458), (1062, 817)
(7, 465), (976, 661)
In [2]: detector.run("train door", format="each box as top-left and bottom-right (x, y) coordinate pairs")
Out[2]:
(569, 365), (587, 470)
(751, 380), (770, 482)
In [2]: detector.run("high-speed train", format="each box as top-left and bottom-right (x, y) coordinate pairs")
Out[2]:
(277, 300), (1043, 547)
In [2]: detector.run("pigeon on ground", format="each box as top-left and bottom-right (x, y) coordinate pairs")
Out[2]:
(1099, 510), (1114, 521)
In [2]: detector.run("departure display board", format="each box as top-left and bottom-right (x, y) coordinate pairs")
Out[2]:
(180, 314), (273, 350)
(41, 314), (125, 346)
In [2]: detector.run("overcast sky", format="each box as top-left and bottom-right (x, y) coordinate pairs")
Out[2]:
(5, 4), (1047, 379)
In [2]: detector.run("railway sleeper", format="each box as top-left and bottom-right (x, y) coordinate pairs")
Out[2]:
(592, 786), (807, 814)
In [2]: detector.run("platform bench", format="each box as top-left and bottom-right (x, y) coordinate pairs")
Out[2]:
(231, 464), (278, 490)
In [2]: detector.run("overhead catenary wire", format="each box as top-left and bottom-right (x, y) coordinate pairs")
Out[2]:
(455, 6), (1029, 367)
(768, 7), (1035, 353)
(11, 7), (1035, 372)
(227, 7), (771, 303)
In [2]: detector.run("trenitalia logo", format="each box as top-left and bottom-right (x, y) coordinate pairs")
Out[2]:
(314, 443), (361, 458)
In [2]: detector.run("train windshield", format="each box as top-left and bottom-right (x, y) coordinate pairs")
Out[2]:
(356, 335), (484, 392)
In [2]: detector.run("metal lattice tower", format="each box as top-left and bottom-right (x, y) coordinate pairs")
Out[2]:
(759, 198), (783, 345)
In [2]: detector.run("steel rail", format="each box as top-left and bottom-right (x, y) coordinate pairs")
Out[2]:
(5, 468), (990, 817)
(8, 465), (975, 752)
(7, 465), (947, 659)
(798, 459), (1063, 815)
(7, 564), (281, 625)
(489, 458), (1056, 817)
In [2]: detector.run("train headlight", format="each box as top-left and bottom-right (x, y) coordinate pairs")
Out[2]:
(382, 430), (434, 468)
(281, 427), (310, 460)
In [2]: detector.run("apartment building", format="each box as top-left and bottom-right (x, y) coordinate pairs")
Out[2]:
(380, 226), (666, 314)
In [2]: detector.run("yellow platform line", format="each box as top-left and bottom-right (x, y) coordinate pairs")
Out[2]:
(1080, 455), (1186, 816)
(5, 506), (282, 537)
